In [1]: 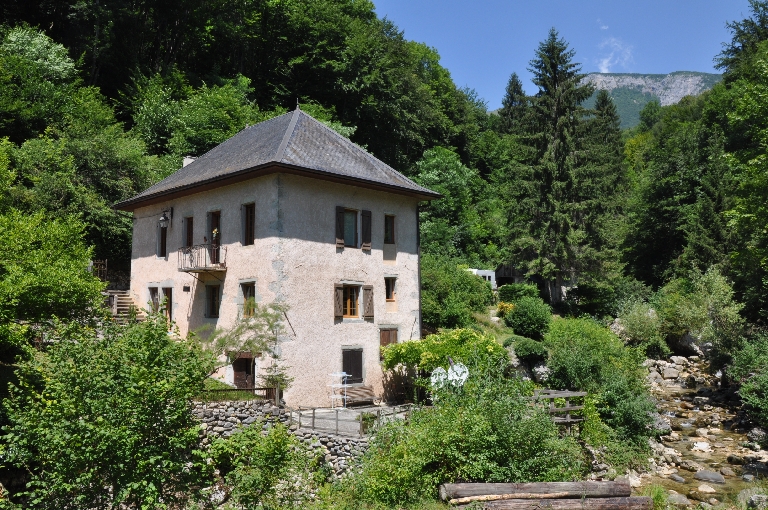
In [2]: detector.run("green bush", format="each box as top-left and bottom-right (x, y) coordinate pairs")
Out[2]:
(616, 299), (670, 358)
(421, 254), (494, 329)
(498, 283), (539, 303)
(382, 329), (509, 375)
(504, 297), (552, 339)
(545, 318), (655, 443)
(513, 338), (548, 364)
(209, 422), (326, 508)
(729, 334), (768, 430)
(355, 378), (586, 505)
(502, 334), (529, 348)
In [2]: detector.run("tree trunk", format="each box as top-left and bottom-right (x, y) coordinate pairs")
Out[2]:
(455, 497), (652, 510)
(440, 480), (631, 502)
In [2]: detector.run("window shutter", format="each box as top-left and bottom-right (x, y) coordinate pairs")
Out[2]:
(361, 210), (372, 250)
(156, 223), (161, 256)
(362, 285), (374, 319)
(240, 204), (245, 245)
(334, 284), (344, 319)
(335, 206), (345, 248)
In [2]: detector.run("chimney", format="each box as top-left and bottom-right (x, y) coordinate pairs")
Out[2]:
(183, 156), (196, 167)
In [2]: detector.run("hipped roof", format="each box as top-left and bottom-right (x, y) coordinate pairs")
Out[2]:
(114, 108), (440, 211)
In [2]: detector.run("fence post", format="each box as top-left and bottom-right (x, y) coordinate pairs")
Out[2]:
(275, 382), (280, 406)
(312, 408), (316, 430)
(335, 409), (339, 435)
(359, 412), (363, 437)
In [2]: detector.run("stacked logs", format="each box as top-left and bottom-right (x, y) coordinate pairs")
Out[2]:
(439, 478), (651, 509)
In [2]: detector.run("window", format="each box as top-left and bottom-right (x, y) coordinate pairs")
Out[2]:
(343, 285), (359, 318)
(183, 217), (193, 248)
(149, 287), (159, 312)
(158, 226), (168, 257)
(162, 287), (173, 322)
(241, 282), (256, 317)
(380, 328), (398, 359)
(243, 203), (255, 246)
(384, 215), (395, 244)
(342, 348), (363, 384)
(206, 285), (221, 318)
(343, 210), (357, 246)
(208, 211), (221, 264)
(335, 207), (358, 248)
(385, 278), (396, 302)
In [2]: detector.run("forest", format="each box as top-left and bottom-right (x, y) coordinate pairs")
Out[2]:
(2, 0), (768, 508)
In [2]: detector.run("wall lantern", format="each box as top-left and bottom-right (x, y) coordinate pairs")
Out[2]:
(158, 211), (170, 228)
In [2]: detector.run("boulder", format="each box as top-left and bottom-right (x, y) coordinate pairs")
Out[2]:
(532, 363), (550, 383)
(694, 470), (725, 484)
(747, 427), (767, 444)
(663, 367), (680, 379)
(697, 484), (717, 494)
(720, 467), (736, 477)
(670, 332), (703, 356)
(668, 493), (692, 506)
(669, 474), (686, 483)
(748, 495), (768, 510)
(670, 356), (688, 365)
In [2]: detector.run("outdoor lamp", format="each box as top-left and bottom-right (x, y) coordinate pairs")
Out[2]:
(159, 211), (170, 228)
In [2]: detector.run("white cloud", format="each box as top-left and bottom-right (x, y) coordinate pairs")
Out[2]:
(596, 18), (609, 30)
(597, 37), (633, 73)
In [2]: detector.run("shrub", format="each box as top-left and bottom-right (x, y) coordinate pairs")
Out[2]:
(502, 334), (529, 348)
(504, 297), (552, 339)
(497, 301), (515, 318)
(356, 378), (586, 505)
(421, 254), (494, 329)
(382, 329), (509, 375)
(209, 422), (326, 508)
(545, 318), (655, 443)
(615, 300), (670, 358)
(513, 338), (548, 364)
(498, 283), (539, 303)
(729, 334), (768, 430)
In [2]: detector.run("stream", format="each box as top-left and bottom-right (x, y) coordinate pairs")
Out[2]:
(632, 355), (767, 506)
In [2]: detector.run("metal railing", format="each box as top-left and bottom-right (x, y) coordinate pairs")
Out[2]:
(287, 404), (416, 437)
(177, 243), (227, 272)
(198, 386), (276, 403)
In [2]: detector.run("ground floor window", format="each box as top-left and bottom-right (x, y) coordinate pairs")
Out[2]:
(149, 287), (159, 312)
(162, 287), (172, 322)
(206, 285), (221, 318)
(342, 348), (363, 384)
(241, 282), (256, 317)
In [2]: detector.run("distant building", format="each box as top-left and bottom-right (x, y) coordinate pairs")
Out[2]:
(467, 269), (496, 290)
(114, 108), (440, 406)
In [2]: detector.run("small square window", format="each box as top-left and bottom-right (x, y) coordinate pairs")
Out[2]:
(342, 348), (363, 384)
(343, 285), (359, 318)
(344, 210), (357, 247)
(384, 215), (395, 244)
(206, 285), (221, 318)
(385, 278), (396, 302)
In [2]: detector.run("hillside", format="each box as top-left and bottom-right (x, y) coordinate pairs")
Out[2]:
(583, 71), (721, 129)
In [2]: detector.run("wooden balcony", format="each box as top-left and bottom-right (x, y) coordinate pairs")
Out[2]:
(177, 243), (227, 273)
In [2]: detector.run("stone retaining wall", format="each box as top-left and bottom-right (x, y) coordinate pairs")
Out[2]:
(192, 400), (369, 478)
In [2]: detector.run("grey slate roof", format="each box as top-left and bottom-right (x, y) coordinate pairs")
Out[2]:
(115, 109), (439, 209)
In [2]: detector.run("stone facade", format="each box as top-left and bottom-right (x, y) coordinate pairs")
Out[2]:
(129, 172), (422, 406)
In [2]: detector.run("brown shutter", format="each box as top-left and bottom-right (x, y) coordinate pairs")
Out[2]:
(361, 210), (372, 250)
(362, 285), (374, 319)
(335, 206), (345, 248)
(334, 284), (344, 319)
(380, 328), (398, 347)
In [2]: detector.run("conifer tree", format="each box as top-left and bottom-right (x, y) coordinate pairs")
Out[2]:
(510, 28), (594, 304)
(499, 72), (528, 134)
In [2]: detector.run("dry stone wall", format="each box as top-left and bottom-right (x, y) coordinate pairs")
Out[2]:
(192, 400), (369, 478)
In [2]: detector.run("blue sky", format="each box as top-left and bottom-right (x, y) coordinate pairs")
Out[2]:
(372, 0), (753, 109)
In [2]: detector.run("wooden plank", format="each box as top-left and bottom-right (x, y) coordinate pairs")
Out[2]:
(439, 480), (631, 502)
(546, 406), (584, 414)
(533, 391), (588, 399)
(456, 497), (652, 510)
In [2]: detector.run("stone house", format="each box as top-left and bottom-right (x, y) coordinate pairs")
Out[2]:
(114, 108), (440, 406)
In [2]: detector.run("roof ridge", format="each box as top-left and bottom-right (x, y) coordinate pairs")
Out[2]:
(273, 109), (301, 163)
(289, 111), (430, 192)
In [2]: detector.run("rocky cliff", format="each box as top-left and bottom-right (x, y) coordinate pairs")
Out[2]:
(582, 71), (721, 129)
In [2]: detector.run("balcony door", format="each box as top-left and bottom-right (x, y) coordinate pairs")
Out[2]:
(209, 211), (221, 264)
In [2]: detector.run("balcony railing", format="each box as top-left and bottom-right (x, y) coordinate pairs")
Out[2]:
(177, 243), (227, 272)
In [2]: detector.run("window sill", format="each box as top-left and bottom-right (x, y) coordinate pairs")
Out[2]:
(342, 318), (365, 323)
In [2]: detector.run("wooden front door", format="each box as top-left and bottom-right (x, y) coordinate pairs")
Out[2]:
(232, 353), (254, 389)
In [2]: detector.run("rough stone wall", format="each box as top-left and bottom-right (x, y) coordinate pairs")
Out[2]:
(193, 401), (369, 478)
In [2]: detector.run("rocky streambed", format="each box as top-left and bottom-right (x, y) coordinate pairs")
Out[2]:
(632, 355), (767, 507)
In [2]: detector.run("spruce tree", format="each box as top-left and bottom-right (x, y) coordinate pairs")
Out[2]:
(499, 72), (529, 134)
(510, 28), (594, 304)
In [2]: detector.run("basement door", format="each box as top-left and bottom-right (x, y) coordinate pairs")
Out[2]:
(232, 352), (255, 388)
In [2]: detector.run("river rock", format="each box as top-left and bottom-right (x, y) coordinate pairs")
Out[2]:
(695, 428), (710, 438)
(694, 470), (725, 484)
(749, 495), (768, 510)
(698, 484), (717, 494)
(671, 332), (703, 356)
(728, 454), (744, 465)
(720, 467), (735, 477)
(663, 367), (680, 379)
(744, 474), (755, 482)
(669, 474), (686, 483)
(748, 427), (767, 444)
(692, 442), (712, 452)
(670, 356), (688, 366)
(668, 493), (692, 506)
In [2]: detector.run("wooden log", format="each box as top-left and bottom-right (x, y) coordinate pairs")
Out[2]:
(439, 480), (631, 502)
(455, 496), (652, 510)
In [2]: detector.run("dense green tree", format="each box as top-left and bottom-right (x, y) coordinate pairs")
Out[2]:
(3, 316), (215, 509)
(499, 72), (529, 135)
(507, 29), (595, 304)
(716, 0), (768, 78)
